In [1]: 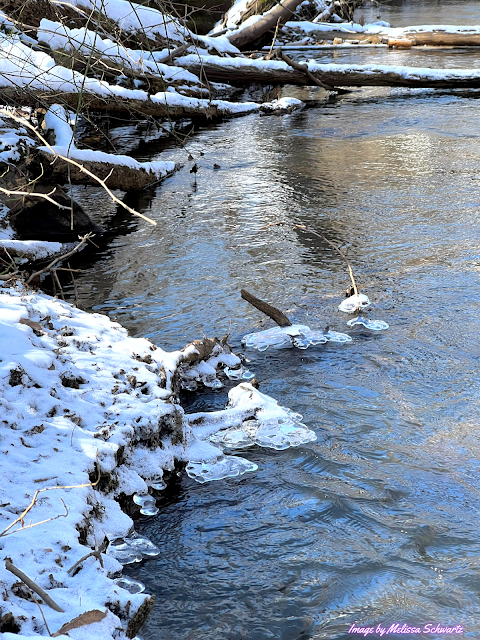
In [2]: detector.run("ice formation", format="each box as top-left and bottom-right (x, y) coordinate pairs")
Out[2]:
(114, 576), (146, 594)
(148, 476), (167, 491)
(210, 416), (317, 451)
(185, 383), (317, 481)
(106, 531), (161, 565)
(242, 323), (352, 351)
(347, 316), (389, 331)
(338, 293), (371, 313)
(186, 455), (259, 483)
(133, 492), (160, 515)
(224, 365), (255, 380)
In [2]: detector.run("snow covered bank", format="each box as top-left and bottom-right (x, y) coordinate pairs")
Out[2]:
(0, 283), (317, 638)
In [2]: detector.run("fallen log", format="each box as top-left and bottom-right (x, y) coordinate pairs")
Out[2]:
(282, 22), (480, 46)
(227, 0), (306, 49)
(30, 149), (176, 190)
(176, 54), (480, 88)
(401, 29), (480, 47)
(241, 289), (292, 327)
(0, 86), (255, 118)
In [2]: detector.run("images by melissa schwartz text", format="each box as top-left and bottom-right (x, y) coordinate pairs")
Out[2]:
(348, 622), (464, 636)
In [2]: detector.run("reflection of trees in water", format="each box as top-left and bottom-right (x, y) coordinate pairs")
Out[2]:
(44, 90), (449, 337)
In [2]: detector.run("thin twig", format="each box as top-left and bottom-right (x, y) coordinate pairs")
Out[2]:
(67, 539), (108, 575)
(51, 269), (65, 301)
(4, 500), (69, 538)
(26, 234), (92, 285)
(262, 221), (360, 296)
(0, 186), (71, 210)
(265, 18), (282, 60)
(29, 588), (53, 636)
(0, 460), (101, 538)
(67, 261), (80, 306)
(293, 224), (359, 296)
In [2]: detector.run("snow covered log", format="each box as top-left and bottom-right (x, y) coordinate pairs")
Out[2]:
(0, 85), (256, 118)
(281, 21), (480, 46)
(176, 54), (480, 89)
(226, 0), (306, 49)
(33, 149), (175, 190)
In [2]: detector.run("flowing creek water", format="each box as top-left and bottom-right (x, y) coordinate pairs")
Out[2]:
(52, 2), (480, 638)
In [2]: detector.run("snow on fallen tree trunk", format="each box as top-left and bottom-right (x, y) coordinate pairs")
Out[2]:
(226, 0), (306, 49)
(33, 105), (176, 190)
(0, 35), (257, 119)
(37, 19), (210, 99)
(175, 53), (480, 89)
(282, 21), (480, 46)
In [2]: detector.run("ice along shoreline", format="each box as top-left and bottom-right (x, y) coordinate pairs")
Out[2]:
(0, 281), (317, 639)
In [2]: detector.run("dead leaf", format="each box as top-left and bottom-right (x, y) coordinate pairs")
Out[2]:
(19, 318), (46, 335)
(52, 609), (107, 636)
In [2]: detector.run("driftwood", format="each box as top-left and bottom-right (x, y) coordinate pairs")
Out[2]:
(227, 0), (306, 48)
(241, 289), (291, 327)
(401, 30), (480, 46)
(176, 55), (480, 89)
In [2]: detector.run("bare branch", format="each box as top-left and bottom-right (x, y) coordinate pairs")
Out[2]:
(0, 110), (157, 226)
(293, 224), (359, 296)
(0, 458), (101, 538)
(0, 186), (71, 210)
(26, 233), (92, 284)
(67, 539), (108, 575)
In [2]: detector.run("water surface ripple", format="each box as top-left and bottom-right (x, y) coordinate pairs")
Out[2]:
(66, 6), (480, 637)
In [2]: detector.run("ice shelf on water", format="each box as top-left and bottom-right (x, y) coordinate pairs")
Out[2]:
(186, 454), (258, 483)
(347, 316), (389, 331)
(106, 532), (160, 565)
(224, 364), (255, 380)
(210, 415), (317, 451)
(184, 383), (317, 483)
(242, 324), (351, 351)
(114, 576), (146, 594)
(338, 293), (371, 313)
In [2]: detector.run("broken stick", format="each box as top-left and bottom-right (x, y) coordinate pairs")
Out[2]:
(5, 559), (65, 612)
(241, 289), (292, 327)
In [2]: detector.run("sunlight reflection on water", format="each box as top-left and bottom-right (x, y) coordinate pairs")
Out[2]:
(62, 3), (480, 637)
